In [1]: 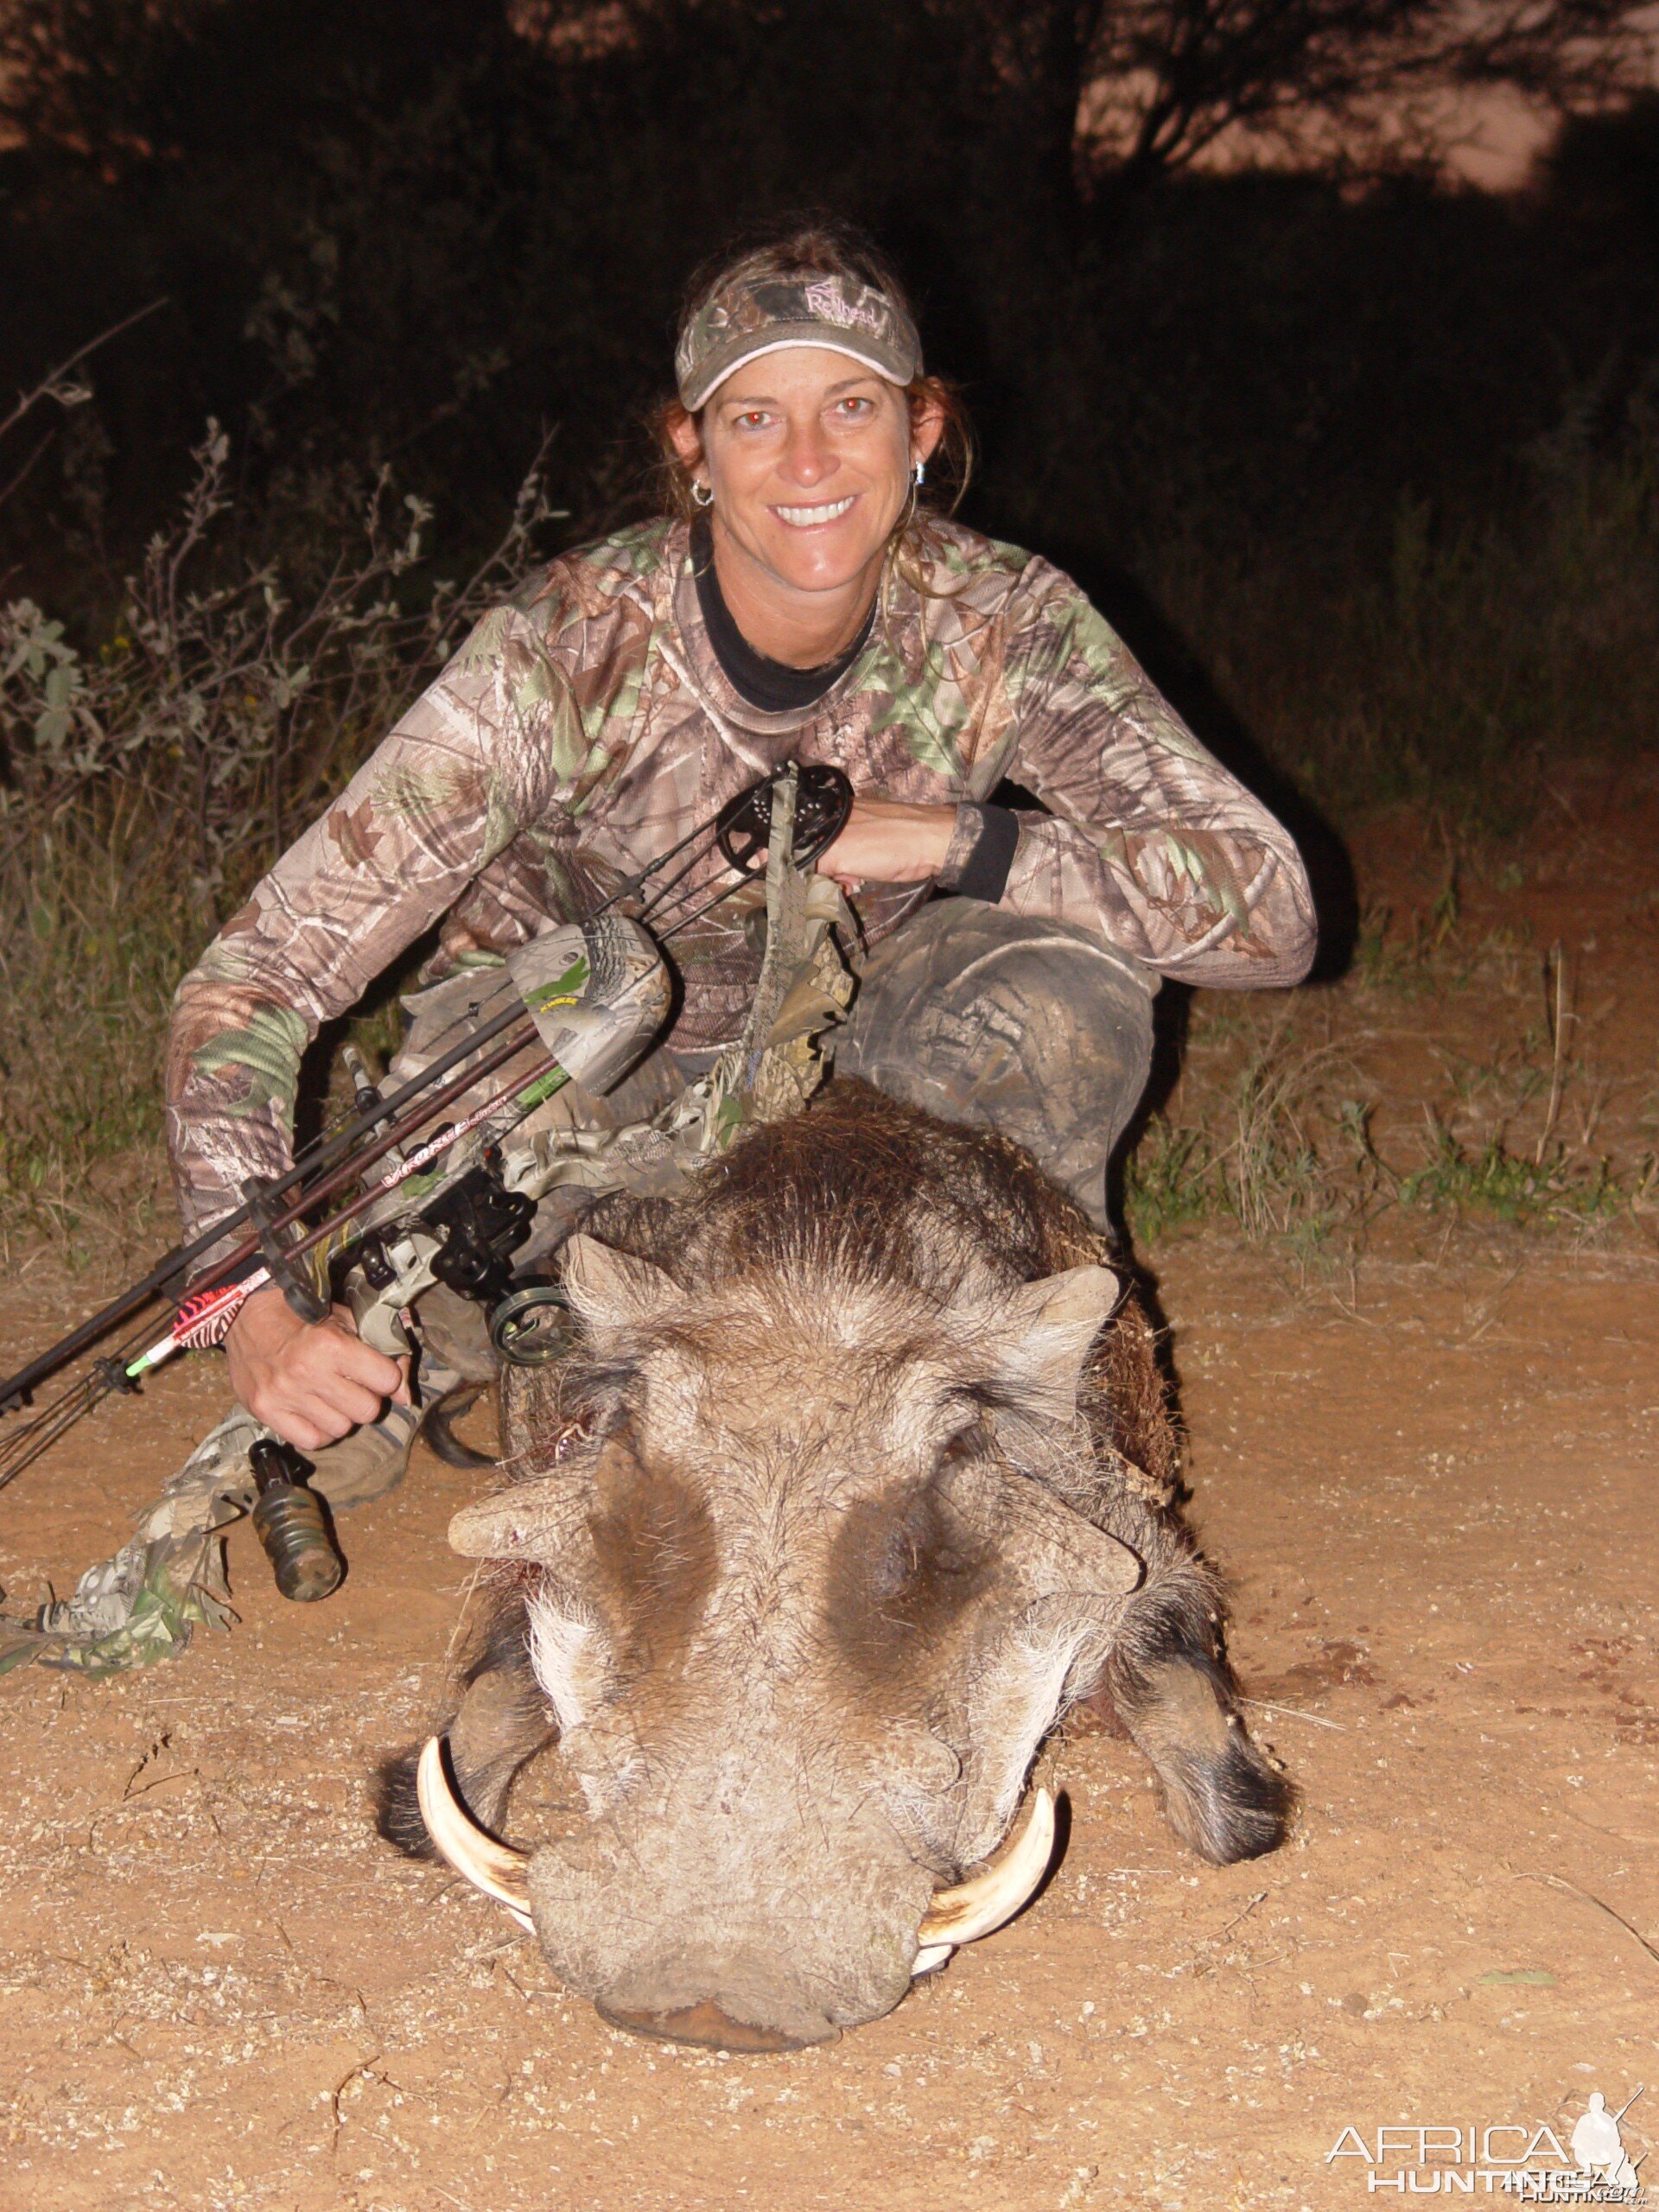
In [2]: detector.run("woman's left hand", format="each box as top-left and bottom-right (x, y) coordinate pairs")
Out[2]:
(817, 798), (957, 890)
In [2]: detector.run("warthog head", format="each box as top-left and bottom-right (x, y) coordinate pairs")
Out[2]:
(387, 1085), (1291, 2050)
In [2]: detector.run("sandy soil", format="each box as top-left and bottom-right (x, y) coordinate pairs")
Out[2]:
(0, 795), (1655, 2212)
(0, 1235), (1653, 2212)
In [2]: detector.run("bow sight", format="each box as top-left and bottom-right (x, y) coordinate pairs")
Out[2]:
(0, 764), (854, 1491)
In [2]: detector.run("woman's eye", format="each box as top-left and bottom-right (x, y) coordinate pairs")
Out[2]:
(836, 397), (874, 418)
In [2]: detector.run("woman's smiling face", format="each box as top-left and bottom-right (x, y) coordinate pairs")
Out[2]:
(672, 346), (937, 602)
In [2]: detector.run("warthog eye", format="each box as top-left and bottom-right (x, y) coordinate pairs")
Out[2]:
(828, 1474), (991, 1675)
(584, 1427), (718, 1672)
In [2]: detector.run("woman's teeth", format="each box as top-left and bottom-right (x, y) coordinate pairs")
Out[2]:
(773, 495), (856, 527)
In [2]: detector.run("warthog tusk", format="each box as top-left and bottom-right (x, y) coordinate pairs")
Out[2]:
(416, 1737), (535, 1932)
(913, 1787), (1056, 1971)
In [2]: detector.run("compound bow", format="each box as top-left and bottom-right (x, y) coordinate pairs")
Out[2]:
(0, 764), (854, 1491)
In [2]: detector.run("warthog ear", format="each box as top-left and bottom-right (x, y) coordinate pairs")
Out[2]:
(560, 1233), (682, 1338)
(971, 1263), (1119, 1422)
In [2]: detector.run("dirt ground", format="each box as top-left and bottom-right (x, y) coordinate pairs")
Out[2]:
(0, 793), (1656, 2212)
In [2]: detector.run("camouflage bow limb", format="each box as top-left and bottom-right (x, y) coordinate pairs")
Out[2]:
(705, 764), (856, 1139)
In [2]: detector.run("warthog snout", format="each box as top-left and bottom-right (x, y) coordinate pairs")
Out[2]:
(417, 1736), (1063, 2049)
(416, 1734), (939, 2046)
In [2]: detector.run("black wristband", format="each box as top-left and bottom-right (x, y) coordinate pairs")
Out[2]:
(954, 804), (1020, 903)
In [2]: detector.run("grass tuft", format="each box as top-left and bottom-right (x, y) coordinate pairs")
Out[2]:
(1395, 1123), (1624, 1226)
(1123, 879), (1652, 1261)
(0, 429), (557, 1257)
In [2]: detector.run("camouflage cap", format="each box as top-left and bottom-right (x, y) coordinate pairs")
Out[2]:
(676, 262), (923, 410)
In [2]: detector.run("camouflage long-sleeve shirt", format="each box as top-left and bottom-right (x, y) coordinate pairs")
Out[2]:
(165, 515), (1315, 1243)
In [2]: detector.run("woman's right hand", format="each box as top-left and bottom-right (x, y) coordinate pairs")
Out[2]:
(225, 1282), (410, 1452)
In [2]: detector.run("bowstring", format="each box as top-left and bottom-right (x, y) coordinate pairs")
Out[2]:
(0, 1316), (162, 1493)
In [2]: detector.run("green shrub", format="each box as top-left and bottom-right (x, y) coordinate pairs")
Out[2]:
(0, 430), (559, 1245)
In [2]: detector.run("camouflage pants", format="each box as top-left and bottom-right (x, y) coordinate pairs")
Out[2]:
(836, 899), (1154, 1230)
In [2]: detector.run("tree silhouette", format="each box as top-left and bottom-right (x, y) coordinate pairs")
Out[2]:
(0, 0), (1653, 580)
(10, 0), (1653, 200)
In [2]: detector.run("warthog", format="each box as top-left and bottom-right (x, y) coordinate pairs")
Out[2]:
(380, 1081), (1292, 2050)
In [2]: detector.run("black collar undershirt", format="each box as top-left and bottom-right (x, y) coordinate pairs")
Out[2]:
(691, 516), (875, 713)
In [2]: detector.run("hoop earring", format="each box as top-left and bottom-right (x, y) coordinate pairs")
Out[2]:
(912, 460), (926, 489)
(691, 480), (714, 509)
